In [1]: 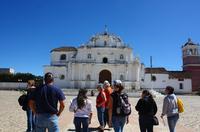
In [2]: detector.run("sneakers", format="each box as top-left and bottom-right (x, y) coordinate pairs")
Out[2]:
(98, 126), (104, 131)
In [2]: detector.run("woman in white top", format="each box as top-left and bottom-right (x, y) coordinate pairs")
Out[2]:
(69, 89), (93, 132)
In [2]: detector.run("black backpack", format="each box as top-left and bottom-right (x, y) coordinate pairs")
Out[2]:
(18, 94), (28, 111)
(116, 93), (131, 116)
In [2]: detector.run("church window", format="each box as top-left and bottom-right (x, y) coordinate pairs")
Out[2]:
(179, 83), (183, 89)
(186, 50), (188, 55)
(103, 57), (108, 63)
(88, 54), (92, 59)
(120, 75), (124, 81)
(151, 75), (156, 81)
(194, 49), (199, 55)
(120, 54), (124, 59)
(186, 49), (191, 55)
(198, 48), (200, 55)
(189, 49), (193, 55)
(86, 74), (91, 80)
(60, 54), (66, 60)
(60, 75), (65, 80)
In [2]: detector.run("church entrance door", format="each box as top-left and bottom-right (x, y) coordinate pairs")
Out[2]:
(99, 70), (112, 84)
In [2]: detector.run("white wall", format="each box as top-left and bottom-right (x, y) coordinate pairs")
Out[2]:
(51, 51), (76, 65)
(76, 47), (133, 64)
(143, 74), (168, 89)
(168, 79), (192, 93)
(0, 82), (27, 89)
(143, 73), (192, 93)
(44, 66), (68, 88)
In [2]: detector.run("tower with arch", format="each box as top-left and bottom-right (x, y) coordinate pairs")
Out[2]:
(182, 38), (200, 91)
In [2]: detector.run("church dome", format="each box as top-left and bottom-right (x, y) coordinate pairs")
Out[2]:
(85, 30), (127, 48)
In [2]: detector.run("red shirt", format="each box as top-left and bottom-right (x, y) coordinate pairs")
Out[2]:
(96, 91), (106, 108)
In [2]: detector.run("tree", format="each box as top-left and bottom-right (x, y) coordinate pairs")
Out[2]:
(0, 73), (43, 86)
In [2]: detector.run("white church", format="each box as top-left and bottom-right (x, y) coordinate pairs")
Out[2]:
(44, 30), (145, 89)
(44, 30), (195, 93)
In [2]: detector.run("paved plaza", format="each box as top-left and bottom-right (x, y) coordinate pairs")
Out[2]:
(0, 90), (199, 132)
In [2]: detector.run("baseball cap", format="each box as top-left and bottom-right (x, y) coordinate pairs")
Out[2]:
(113, 80), (122, 86)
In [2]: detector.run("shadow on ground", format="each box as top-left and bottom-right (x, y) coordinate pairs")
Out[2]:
(67, 127), (112, 132)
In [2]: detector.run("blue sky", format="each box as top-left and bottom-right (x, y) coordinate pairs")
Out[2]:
(0, 0), (200, 75)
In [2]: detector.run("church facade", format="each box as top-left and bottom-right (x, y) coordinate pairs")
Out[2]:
(44, 30), (199, 93)
(44, 31), (144, 89)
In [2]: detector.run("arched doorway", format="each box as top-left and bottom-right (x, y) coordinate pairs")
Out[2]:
(99, 70), (112, 84)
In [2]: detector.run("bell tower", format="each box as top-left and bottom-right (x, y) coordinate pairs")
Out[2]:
(182, 38), (200, 91)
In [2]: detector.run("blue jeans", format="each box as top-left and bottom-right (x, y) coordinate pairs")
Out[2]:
(104, 108), (109, 127)
(73, 117), (89, 132)
(35, 113), (59, 132)
(97, 107), (105, 127)
(26, 108), (35, 132)
(112, 116), (126, 132)
(167, 114), (179, 132)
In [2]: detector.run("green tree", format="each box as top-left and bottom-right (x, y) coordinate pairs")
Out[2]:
(0, 73), (43, 86)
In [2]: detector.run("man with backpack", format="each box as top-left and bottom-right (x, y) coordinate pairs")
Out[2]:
(108, 80), (131, 132)
(29, 72), (66, 132)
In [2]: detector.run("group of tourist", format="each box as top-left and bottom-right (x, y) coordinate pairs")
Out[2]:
(23, 72), (180, 132)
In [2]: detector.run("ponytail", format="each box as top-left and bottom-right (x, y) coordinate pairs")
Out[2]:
(77, 89), (88, 109)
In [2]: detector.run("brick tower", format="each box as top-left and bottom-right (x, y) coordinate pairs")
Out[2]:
(182, 38), (200, 91)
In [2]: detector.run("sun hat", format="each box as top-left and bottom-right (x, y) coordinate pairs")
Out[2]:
(103, 80), (110, 87)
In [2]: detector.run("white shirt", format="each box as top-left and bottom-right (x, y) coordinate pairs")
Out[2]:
(69, 97), (92, 118)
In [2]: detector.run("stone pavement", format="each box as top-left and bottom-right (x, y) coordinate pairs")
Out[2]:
(0, 91), (198, 132)
(60, 96), (194, 132)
